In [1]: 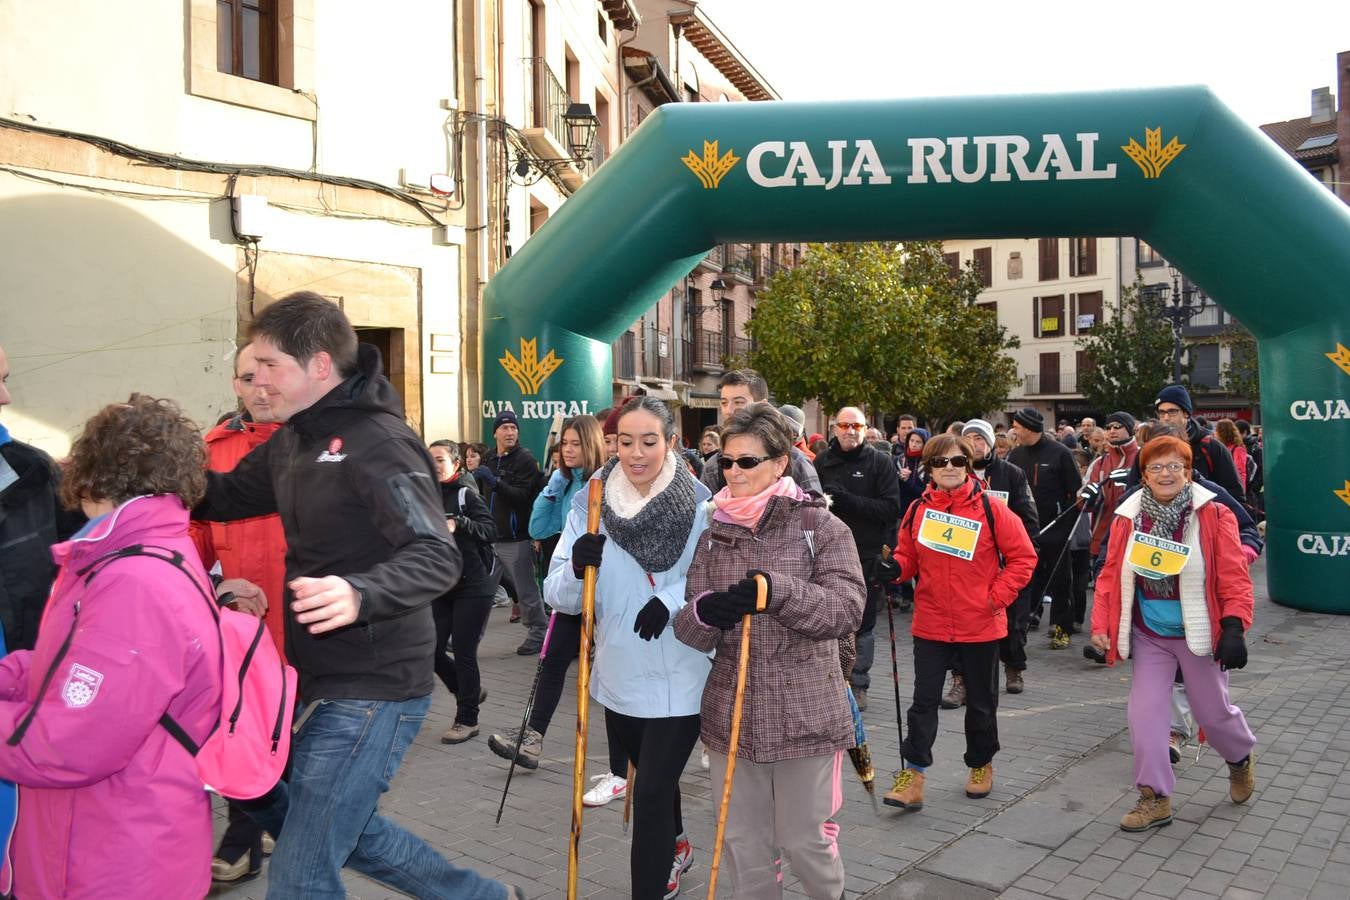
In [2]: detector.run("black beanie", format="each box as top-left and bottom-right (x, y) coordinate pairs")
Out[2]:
(1105, 411), (1137, 433)
(1154, 384), (1193, 415)
(1011, 407), (1044, 433)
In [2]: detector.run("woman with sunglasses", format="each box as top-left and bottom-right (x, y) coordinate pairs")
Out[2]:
(673, 403), (865, 899)
(545, 396), (711, 899)
(883, 433), (1036, 811)
(1090, 435), (1256, 833)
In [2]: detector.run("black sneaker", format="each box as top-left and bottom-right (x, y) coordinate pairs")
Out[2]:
(516, 641), (542, 656)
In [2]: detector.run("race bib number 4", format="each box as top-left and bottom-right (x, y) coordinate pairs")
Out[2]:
(918, 509), (983, 561)
(1127, 532), (1192, 579)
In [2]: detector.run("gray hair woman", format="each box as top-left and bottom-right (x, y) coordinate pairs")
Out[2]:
(674, 403), (866, 899)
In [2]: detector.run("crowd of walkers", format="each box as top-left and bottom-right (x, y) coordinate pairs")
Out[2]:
(0, 299), (1266, 897)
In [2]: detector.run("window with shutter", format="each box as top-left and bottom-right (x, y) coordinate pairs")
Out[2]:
(1037, 295), (1064, 337)
(1039, 238), (1059, 281)
(1069, 238), (1097, 277)
(944, 252), (960, 280)
(973, 247), (993, 288)
(1039, 352), (1061, 395)
(1075, 291), (1103, 333)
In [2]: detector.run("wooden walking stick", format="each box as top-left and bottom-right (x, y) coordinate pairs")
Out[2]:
(566, 479), (604, 900)
(706, 573), (768, 900)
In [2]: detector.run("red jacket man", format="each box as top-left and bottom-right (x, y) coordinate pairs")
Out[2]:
(1085, 412), (1140, 556)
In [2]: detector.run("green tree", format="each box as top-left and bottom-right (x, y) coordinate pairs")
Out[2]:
(745, 241), (1019, 424)
(1076, 278), (1177, 416)
(1220, 325), (1261, 406)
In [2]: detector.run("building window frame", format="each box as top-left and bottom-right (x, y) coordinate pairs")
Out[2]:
(1136, 239), (1164, 268)
(1038, 238), (1059, 281)
(189, 0), (317, 121)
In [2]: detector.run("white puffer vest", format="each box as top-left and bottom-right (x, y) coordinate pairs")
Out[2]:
(1111, 483), (1217, 660)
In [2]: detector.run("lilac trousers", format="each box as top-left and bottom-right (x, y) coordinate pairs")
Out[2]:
(1129, 627), (1256, 797)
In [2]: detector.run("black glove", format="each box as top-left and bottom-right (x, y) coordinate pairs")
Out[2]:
(696, 583), (760, 629)
(742, 570), (774, 609)
(1214, 616), (1247, 670)
(827, 489), (854, 513)
(874, 554), (901, 584)
(1107, 467), (1131, 485)
(1079, 481), (1101, 502)
(633, 596), (670, 641)
(571, 533), (606, 578)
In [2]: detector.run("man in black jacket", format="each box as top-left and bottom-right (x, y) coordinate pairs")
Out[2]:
(0, 345), (83, 652)
(1154, 384), (1246, 503)
(479, 409), (547, 655)
(195, 294), (514, 899)
(814, 405), (903, 711)
(1007, 407), (1082, 651)
(950, 419), (1040, 698)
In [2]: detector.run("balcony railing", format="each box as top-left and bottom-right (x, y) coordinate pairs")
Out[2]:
(723, 243), (756, 282)
(754, 247), (787, 284)
(524, 57), (570, 145)
(1024, 371), (1079, 396)
(613, 331), (636, 380)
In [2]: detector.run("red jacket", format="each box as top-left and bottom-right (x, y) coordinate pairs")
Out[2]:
(1089, 486), (1253, 666)
(1085, 439), (1139, 555)
(893, 478), (1037, 643)
(189, 415), (288, 663)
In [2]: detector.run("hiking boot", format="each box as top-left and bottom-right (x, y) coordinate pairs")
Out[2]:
(515, 640), (542, 656)
(965, 764), (993, 799)
(1228, 754), (1256, 804)
(1168, 731), (1185, 765)
(1120, 787), (1172, 832)
(487, 726), (543, 769)
(883, 768), (925, 810)
(940, 675), (966, 709)
(666, 833), (693, 898)
(853, 688), (868, 711)
(581, 771), (628, 807)
(440, 722), (479, 744)
(1049, 625), (1070, 650)
(1005, 666), (1024, 694)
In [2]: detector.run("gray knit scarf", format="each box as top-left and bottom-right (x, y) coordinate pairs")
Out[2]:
(1135, 482), (1193, 596)
(599, 456), (699, 573)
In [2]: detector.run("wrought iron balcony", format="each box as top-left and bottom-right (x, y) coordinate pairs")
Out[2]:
(1023, 371), (1080, 396)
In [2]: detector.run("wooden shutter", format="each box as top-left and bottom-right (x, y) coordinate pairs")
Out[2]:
(1039, 295), (1064, 337)
(1039, 352), (1060, 395)
(973, 247), (993, 287)
(1038, 238), (1058, 281)
(944, 251), (960, 280)
(1077, 291), (1103, 333)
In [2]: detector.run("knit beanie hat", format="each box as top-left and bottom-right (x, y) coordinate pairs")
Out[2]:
(961, 418), (996, 451)
(492, 409), (519, 433)
(1011, 407), (1044, 433)
(1154, 384), (1193, 415)
(1105, 411), (1137, 433)
(778, 404), (806, 439)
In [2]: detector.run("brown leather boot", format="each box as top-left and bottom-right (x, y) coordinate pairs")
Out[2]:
(1005, 666), (1024, 694)
(940, 675), (966, 709)
(883, 768), (925, 810)
(1228, 754), (1256, 804)
(966, 764), (993, 799)
(1120, 787), (1172, 832)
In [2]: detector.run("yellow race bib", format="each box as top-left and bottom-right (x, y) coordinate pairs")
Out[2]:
(1127, 531), (1192, 579)
(917, 509), (983, 561)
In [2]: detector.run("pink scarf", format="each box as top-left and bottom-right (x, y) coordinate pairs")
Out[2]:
(713, 476), (803, 531)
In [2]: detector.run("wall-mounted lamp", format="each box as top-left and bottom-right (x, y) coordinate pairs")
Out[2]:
(562, 103), (600, 162)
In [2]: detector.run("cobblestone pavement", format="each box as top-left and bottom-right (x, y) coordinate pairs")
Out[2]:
(212, 558), (1350, 898)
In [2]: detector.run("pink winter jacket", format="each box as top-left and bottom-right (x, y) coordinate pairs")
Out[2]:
(0, 494), (222, 899)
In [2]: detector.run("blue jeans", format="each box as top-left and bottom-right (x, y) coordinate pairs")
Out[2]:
(257, 695), (508, 899)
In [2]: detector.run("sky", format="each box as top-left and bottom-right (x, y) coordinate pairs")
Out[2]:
(699, 1), (1349, 127)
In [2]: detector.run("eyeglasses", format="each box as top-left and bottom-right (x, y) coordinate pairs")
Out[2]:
(1105, 422), (1126, 430)
(929, 455), (969, 469)
(1156, 406), (1186, 418)
(719, 455), (774, 471)
(835, 422), (866, 432)
(1145, 462), (1187, 474)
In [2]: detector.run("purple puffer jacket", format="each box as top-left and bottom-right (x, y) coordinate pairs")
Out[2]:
(0, 494), (222, 899)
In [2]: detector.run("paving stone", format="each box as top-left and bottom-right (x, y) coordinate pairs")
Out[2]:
(918, 833), (1045, 892)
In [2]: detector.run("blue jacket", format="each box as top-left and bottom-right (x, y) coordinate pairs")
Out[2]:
(543, 470), (712, 719)
(528, 468), (587, 541)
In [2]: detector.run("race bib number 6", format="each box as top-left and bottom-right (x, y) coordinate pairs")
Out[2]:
(1127, 531), (1191, 579)
(917, 509), (983, 561)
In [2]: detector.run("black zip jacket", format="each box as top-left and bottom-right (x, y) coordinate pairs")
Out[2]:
(1007, 434), (1082, 533)
(438, 475), (497, 586)
(976, 455), (1040, 549)
(1186, 417), (1246, 502)
(195, 344), (460, 703)
(482, 445), (544, 542)
(0, 440), (84, 650)
(813, 439), (904, 560)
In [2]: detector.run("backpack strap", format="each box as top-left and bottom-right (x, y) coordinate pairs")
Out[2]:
(801, 504), (825, 559)
(980, 489), (1005, 569)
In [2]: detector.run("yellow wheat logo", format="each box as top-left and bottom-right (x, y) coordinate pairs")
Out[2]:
(1336, 481), (1350, 509)
(1122, 127), (1186, 179)
(681, 140), (741, 189)
(1326, 343), (1350, 378)
(499, 338), (563, 396)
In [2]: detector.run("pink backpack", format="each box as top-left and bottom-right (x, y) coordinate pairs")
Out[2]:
(77, 545), (296, 800)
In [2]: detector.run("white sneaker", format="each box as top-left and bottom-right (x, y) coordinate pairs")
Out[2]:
(700, 747), (709, 770)
(581, 771), (627, 807)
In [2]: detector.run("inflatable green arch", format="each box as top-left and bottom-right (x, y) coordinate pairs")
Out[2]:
(481, 87), (1350, 612)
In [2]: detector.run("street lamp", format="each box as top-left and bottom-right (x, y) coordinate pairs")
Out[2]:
(1142, 265), (1205, 385)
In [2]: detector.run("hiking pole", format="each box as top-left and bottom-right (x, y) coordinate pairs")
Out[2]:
(707, 573), (768, 900)
(886, 590), (904, 751)
(621, 759), (635, 834)
(1036, 501), (1083, 538)
(1036, 501), (1090, 629)
(495, 612), (558, 826)
(567, 479), (604, 900)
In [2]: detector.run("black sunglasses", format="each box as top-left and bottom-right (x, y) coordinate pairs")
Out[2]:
(929, 455), (969, 469)
(719, 455), (773, 471)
